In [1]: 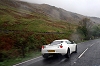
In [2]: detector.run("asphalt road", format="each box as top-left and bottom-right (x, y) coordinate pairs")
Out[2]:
(14, 39), (100, 66)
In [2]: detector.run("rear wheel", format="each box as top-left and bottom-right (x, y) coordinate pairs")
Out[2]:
(42, 54), (49, 59)
(65, 48), (70, 58)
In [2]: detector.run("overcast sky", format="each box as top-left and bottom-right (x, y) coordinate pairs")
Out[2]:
(20, 0), (100, 18)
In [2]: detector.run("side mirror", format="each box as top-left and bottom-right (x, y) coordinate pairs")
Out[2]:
(48, 44), (50, 45)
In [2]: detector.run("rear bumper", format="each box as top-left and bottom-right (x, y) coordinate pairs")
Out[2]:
(41, 48), (67, 55)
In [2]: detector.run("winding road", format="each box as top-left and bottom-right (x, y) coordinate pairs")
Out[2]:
(14, 39), (100, 66)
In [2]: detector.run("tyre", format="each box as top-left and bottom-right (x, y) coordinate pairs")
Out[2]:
(42, 54), (49, 59)
(65, 48), (70, 58)
(74, 45), (77, 53)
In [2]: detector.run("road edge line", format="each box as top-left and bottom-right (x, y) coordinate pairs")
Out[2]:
(13, 56), (42, 66)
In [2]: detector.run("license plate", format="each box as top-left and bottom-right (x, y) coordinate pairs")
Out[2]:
(48, 50), (55, 52)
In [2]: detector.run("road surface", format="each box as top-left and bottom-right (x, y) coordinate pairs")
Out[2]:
(14, 39), (100, 66)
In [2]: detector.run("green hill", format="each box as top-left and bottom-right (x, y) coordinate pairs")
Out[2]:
(0, 0), (77, 33)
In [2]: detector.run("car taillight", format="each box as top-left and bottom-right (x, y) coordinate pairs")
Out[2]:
(42, 46), (44, 49)
(60, 45), (63, 48)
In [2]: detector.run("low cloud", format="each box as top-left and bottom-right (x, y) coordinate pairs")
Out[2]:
(20, 0), (100, 18)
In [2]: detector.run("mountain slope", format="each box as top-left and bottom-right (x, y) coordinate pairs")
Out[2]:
(28, 3), (86, 23)
(0, 0), (77, 33)
(90, 17), (100, 24)
(0, 0), (99, 33)
(1, 0), (99, 23)
(33, 4), (100, 24)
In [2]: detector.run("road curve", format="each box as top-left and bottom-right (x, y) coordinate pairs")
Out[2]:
(14, 39), (100, 66)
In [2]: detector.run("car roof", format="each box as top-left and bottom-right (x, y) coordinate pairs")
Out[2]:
(54, 39), (69, 41)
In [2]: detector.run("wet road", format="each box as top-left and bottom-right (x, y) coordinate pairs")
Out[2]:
(14, 39), (100, 66)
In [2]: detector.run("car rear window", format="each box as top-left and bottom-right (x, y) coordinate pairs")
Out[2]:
(51, 41), (63, 45)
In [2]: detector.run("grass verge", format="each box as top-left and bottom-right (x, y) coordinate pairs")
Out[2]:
(0, 51), (41, 66)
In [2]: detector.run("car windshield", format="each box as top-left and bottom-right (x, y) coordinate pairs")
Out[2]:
(51, 41), (63, 45)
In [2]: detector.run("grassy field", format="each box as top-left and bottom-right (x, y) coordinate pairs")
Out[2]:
(0, 14), (77, 32)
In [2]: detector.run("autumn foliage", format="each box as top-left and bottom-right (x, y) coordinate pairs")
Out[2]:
(0, 31), (69, 61)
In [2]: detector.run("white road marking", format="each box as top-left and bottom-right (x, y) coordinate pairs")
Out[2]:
(78, 48), (88, 59)
(13, 56), (42, 66)
(73, 42), (96, 64)
(90, 43), (94, 47)
(74, 62), (76, 64)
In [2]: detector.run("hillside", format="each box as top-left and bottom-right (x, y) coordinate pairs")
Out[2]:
(0, 0), (100, 42)
(0, 0), (78, 55)
(30, 4), (85, 23)
(90, 17), (100, 24)
(0, 0), (79, 33)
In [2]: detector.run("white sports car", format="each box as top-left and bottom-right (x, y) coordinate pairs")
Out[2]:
(41, 39), (77, 59)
